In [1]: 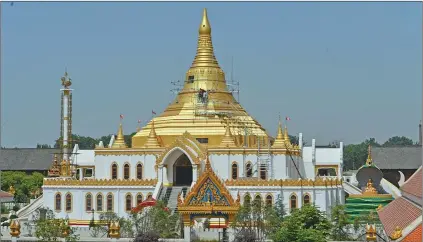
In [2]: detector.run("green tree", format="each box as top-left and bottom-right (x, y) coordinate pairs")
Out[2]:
(233, 197), (281, 241)
(36, 144), (52, 148)
(1, 171), (44, 203)
(271, 205), (331, 242)
(330, 205), (353, 241)
(343, 138), (381, 171)
(32, 207), (79, 242)
(382, 136), (414, 147)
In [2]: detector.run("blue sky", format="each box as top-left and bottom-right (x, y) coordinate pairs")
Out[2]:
(1, 2), (421, 147)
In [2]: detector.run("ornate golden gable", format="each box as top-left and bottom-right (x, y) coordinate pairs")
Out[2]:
(177, 156), (240, 226)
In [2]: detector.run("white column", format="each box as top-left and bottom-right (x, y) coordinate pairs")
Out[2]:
(79, 168), (83, 180)
(192, 165), (198, 182)
(163, 166), (169, 185)
(158, 165), (163, 183)
(184, 226), (191, 242)
(62, 90), (69, 161)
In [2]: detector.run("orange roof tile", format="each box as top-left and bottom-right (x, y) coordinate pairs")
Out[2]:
(403, 223), (422, 242)
(401, 166), (422, 199)
(378, 197), (421, 236)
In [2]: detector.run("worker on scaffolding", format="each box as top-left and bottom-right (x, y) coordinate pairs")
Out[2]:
(198, 88), (208, 103)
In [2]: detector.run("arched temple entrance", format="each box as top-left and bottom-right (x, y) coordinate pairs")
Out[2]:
(173, 153), (193, 186)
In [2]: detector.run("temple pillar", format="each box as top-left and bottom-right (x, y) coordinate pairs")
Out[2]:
(163, 165), (169, 185)
(192, 165), (198, 182)
(158, 165), (164, 183)
(183, 226), (191, 242)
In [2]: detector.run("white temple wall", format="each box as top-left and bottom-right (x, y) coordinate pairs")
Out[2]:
(94, 154), (157, 180)
(209, 155), (229, 180)
(43, 186), (155, 221)
(272, 155), (287, 179)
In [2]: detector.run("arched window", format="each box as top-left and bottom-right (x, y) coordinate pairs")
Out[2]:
(111, 163), (118, 180)
(260, 164), (267, 180)
(244, 193), (251, 207)
(265, 195), (273, 207)
(231, 163), (238, 180)
(96, 193), (103, 212)
(136, 193), (143, 205)
(124, 163), (130, 180)
(290, 194), (297, 211)
(55, 193), (61, 211)
(246, 162), (252, 178)
(254, 194), (262, 208)
(303, 194), (310, 205)
(147, 193), (152, 200)
(125, 194), (132, 212)
(65, 193), (72, 212)
(107, 193), (113, 212)
(85, 193), (92, 211)
(136, 164), (143, 179)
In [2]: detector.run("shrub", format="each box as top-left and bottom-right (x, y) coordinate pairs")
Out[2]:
(13, 205), (20, 212)
(0, 217), (8, 222)
(134, 231), (160, 242)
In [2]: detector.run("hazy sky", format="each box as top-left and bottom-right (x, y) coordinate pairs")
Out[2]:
(1, 2), (421, 148)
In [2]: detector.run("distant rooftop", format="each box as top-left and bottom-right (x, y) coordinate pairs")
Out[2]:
(372, 146), (421, 170)
(0, 148), (60, 171)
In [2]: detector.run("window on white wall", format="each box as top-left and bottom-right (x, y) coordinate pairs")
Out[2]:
(111, 164), (118, 180)
(55, 193), (61, 211)
(97, 194), (103, 212)
(231, 163), (238, 180)
(124, 164), (130, 180)
(246, 162), (252, 177)
(137, 164), (143, 179)
(125, 194), (132, 212)
(107, 194), (113, 212)
(85, 193), (92, 211)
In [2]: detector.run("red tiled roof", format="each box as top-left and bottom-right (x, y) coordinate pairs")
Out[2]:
(0, 191), (13, 198)
(403, 223), (422, 242)
(401, 166), (422, 199)
(378, 197), (421, 236)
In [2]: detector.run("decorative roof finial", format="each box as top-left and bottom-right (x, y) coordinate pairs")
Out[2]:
(366, 145), (373, 166)
(272, 118), (285, 148)
(199, 8), (211, 35)
(61, 70), (72, 88)
(112, 123), (128, 148)
(190, 8), (220, 69)
(220, 118), (236, 147)
(144, 119), (161, 148)
(205, 151), (212, 171)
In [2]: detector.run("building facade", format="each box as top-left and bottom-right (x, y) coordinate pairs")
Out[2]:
(35, 8), (344, 226)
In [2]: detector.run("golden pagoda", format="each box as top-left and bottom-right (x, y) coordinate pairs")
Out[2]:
(132, 8), (269, 148)
(112, 123), (128, 148)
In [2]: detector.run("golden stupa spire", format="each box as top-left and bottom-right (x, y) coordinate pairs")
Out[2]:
(272, 117), (285, 148)
(190, 8), (220, 69)
(366, 145), (373, 166)
(144, 120), (161, 148)
(220, 119), (236, 147)
(284, 125), (291, 146)
(112, 123), (128, 148)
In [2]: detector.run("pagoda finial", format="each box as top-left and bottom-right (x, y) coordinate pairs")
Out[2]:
(190, 8), (220, 69)
(366, 145), (373, 166)
(220, 118), (236, 147)
(112, 123), (128, 148)
(272, 118), (285, 148)
(205, 151), (212, 171)
(144, 120), (161, 148)
(199, 8), (211, 35)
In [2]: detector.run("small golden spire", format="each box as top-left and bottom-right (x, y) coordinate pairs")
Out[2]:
(365, 224), (377, 241)
(284, 125), (292, 147)
(112, 123), (128, 148)
(205, 152), (212, 171)
(220, 119), (236, 147)
(376, 204), (383, 211)
(366, 145), (373, 166)
(272, 119), (285, 148)
(48, 154), (61, 177)
(144, 120), (161, 148)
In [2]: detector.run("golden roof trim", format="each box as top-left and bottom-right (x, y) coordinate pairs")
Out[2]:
(43, 178), (157, 186)
(224, 177), (342, 187)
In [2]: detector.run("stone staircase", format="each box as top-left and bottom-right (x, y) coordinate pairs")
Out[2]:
(157, 186), (189, 214)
